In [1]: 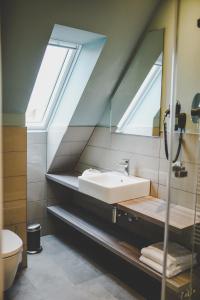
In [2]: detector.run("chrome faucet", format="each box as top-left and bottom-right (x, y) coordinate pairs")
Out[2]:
(119, 159), (130, 176)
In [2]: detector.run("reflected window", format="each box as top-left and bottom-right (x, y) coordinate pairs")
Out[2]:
(26, 40), (79, 129)
(117, 53), (163, 136)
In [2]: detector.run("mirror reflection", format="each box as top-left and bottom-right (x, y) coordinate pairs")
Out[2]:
(111, 29), (164, 137)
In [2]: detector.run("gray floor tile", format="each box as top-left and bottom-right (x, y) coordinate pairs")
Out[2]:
(84, 273), (145, 300)
(25, 253), (73, 289)
(4, 271), (44, 300)
(30, 273), (88, 300)
(53, 249), (102, 284)
(5, 235), (144, 300)
(77, 278), (118, 300)
(42, 235), (104, 285)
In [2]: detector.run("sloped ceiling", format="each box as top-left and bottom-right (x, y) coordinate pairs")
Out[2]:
(2, 0), (160, 125)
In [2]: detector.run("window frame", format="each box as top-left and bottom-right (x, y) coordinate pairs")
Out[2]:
(26, 39), (82, 130)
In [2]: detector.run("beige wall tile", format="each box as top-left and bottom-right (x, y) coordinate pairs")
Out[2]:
(17, 223), (27, 246)
(4, 152), (26, 177)
(5, 222), (27, 268)
(6, 222), (27, 246)
(4, 200), (26, 226)
(3, 127), (26, 152)
(3, 126), (27, 267)
(4, 176), (26, 202)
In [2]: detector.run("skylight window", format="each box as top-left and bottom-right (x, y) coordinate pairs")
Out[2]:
(117, 53), (163, 136)
(26, 40), (79, 129)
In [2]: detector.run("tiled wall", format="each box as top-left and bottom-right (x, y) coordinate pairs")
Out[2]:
(26, 126), (199, 238)
(76, 127), (199, 210)
(27, 128), (95, 235)
(27, 131), (48, 235)
(47, 126), (94, 173)
(3, 127), (27, 267)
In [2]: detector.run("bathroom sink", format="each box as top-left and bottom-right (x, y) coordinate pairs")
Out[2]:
(78, 172), (150, 204)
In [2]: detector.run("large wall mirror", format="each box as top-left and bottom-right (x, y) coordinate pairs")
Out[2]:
(110, 29), (164, 137)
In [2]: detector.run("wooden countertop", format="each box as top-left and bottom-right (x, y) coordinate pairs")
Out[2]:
(118, 196), (200, 231)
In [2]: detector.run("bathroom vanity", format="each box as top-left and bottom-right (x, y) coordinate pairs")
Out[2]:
(46, 172), (200, 299)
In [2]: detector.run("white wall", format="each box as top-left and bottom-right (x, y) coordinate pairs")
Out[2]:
(2, 0), (159, 126)
(46, 27), (106, 171)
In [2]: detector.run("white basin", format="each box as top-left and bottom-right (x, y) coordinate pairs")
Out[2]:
(78, 172), (150, 204)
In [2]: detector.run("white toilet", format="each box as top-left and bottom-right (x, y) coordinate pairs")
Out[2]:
(2, 229), (23, 291)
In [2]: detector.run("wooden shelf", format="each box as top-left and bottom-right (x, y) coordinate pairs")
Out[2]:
(46, 172), (79, 191)
(118, 196), (200, 232)
(46, 173), (199, 232)
(47, 204), (192, 293)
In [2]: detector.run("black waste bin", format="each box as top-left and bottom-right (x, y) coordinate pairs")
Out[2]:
(27, 224), (42, 254)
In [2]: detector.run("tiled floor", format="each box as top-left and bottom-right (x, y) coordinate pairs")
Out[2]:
(4, 234), (147, 300)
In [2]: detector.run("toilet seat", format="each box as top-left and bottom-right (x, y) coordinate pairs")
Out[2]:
(2, 230), (23, 259)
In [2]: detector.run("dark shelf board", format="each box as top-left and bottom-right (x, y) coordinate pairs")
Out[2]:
(47, 204), (192, 293)
(46, 172), (79, 191)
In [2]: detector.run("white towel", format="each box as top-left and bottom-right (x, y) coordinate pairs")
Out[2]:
(139, 255), (196, 278)
(141, 242), (196, 268)
(81, 169), (101, 177)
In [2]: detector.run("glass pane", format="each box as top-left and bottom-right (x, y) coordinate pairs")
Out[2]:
(117, 54), (162, 136)
(26, 45), (68, 124)
(162, 0), (200, 299)
(110, 29), (164, 137)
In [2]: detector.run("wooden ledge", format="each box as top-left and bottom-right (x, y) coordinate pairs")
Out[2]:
(118, 196), (199, 232)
